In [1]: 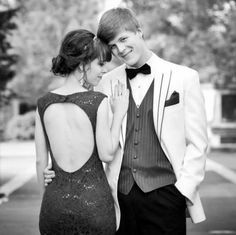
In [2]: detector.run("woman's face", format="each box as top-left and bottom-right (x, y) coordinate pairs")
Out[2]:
(85, 58), (108, 86)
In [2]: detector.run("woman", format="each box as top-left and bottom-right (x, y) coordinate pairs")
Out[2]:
(35, 29), (129, 235)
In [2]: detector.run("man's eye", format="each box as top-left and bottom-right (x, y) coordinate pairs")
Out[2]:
(120, 37), (127, 42)
(110, 45), (116, 51)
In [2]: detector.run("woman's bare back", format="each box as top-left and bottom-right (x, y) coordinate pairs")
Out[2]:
(44, 102), (94, 173)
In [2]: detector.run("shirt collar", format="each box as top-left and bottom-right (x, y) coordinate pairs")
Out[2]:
(146, 52), (156, 68)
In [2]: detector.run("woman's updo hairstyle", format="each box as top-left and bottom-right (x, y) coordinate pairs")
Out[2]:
(51, 29), (112, 77)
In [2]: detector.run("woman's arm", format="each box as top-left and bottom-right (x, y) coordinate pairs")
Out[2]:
(35, 109), (48, 196)
(96, 84), (129, 162)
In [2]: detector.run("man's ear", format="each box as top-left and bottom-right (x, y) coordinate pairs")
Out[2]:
(136, 28), (144, 39)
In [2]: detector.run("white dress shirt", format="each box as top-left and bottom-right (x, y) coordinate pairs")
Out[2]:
(128, 53), (155, 106)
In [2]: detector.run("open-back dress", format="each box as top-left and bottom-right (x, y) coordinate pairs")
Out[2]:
(37, 91), (116, 235)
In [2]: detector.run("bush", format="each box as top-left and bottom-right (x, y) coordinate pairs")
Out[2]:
(5, 111), (36, 140)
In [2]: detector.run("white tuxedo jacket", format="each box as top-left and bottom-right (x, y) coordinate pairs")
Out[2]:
(96, 54), (208, 229)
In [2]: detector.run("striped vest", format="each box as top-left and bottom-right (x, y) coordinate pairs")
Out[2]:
(118, 79), (176, 195)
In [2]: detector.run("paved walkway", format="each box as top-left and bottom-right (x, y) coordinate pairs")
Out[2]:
(0, 141), (236, 235)
(0, 141), (36, 200)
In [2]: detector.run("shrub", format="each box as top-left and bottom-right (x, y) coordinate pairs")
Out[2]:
(5, 111), (36, 140)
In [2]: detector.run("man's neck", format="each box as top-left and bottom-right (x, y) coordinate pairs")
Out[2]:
(130, 49), (152, 69)
(141, 49), (152, 66)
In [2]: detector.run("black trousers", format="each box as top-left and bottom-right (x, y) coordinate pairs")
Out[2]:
(116, 183), (186, 235)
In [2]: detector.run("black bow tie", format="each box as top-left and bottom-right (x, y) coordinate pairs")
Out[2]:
(125, 63), (151, 79)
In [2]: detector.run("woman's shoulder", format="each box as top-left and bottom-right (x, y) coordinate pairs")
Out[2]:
(87, 91), (108, 109)
(36, 92), (58, 113)
(37, 92), (51, 105)
(39, 90), (57, 101)
(91, 90), (107, 98)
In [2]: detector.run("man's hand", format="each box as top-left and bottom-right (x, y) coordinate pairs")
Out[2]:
(43, 163), (55, 186)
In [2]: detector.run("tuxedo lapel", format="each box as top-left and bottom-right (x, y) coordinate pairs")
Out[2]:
(158, 70), (172, 140)
(153, 64), (172, 141)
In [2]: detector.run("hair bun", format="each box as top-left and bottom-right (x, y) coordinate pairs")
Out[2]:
(51, 55), (70, 76)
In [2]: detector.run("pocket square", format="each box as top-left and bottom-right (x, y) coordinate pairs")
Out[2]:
(165, 91), (179, 107)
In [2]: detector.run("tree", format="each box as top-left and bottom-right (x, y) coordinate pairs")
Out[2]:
(7, 0), (103, 104)
(210, 1), (236, 88)
(123, 0), (236, 87)
(0, 7), (18, 104)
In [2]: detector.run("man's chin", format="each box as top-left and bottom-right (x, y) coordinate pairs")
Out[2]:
(119, 55), (131, 66)
(123, 59), (136, 67)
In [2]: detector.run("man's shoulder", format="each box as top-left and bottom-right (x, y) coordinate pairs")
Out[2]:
(153, 54), (197, 76)
(104, 64), (126, 78)
(96, 64), (126, 93)
(100, 64), (126, 85)
(166, 60), (199, 85)
(171, 61), (197, 75)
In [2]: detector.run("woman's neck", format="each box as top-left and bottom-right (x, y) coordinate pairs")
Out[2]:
(52, 74), (88, 95)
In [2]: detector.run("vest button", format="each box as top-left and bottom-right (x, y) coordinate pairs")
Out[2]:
(134, 141), (138, 145)
(135, 128), (138, 132)
(136, 113), (140, 118)
(134, 155), (137, 159)
(133, 169), (137, 173)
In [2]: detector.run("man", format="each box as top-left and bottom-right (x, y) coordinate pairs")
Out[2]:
(96, 7), (208, 235)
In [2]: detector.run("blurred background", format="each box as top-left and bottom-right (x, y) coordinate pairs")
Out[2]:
(0, 0), (236, 234)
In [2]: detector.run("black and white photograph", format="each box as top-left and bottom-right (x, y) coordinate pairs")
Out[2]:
(0, 0), (236, 234)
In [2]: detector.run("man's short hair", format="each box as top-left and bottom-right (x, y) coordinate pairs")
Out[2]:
(97, 7), (140, 44)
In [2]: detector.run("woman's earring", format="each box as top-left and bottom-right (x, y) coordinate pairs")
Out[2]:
(81, 74), (93, 91)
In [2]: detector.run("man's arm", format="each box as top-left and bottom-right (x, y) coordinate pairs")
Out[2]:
(175, 70), (208, 205)
(43, 163), (55, 186)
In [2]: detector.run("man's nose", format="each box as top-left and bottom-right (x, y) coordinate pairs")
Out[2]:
(116, 43), (125, 54)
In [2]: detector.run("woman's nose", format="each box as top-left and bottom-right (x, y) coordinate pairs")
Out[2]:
(101, 66), (108, 73)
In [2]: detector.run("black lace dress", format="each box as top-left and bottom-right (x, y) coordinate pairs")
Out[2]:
(37, 91), (116, 235)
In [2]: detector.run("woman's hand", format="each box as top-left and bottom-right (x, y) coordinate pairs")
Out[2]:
(110, 81), (129, 118)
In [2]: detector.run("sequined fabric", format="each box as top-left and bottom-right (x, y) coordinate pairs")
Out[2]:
(37, 91), (116, 235)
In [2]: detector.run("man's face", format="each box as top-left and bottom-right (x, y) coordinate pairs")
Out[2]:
(108, 30), (146, 68)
